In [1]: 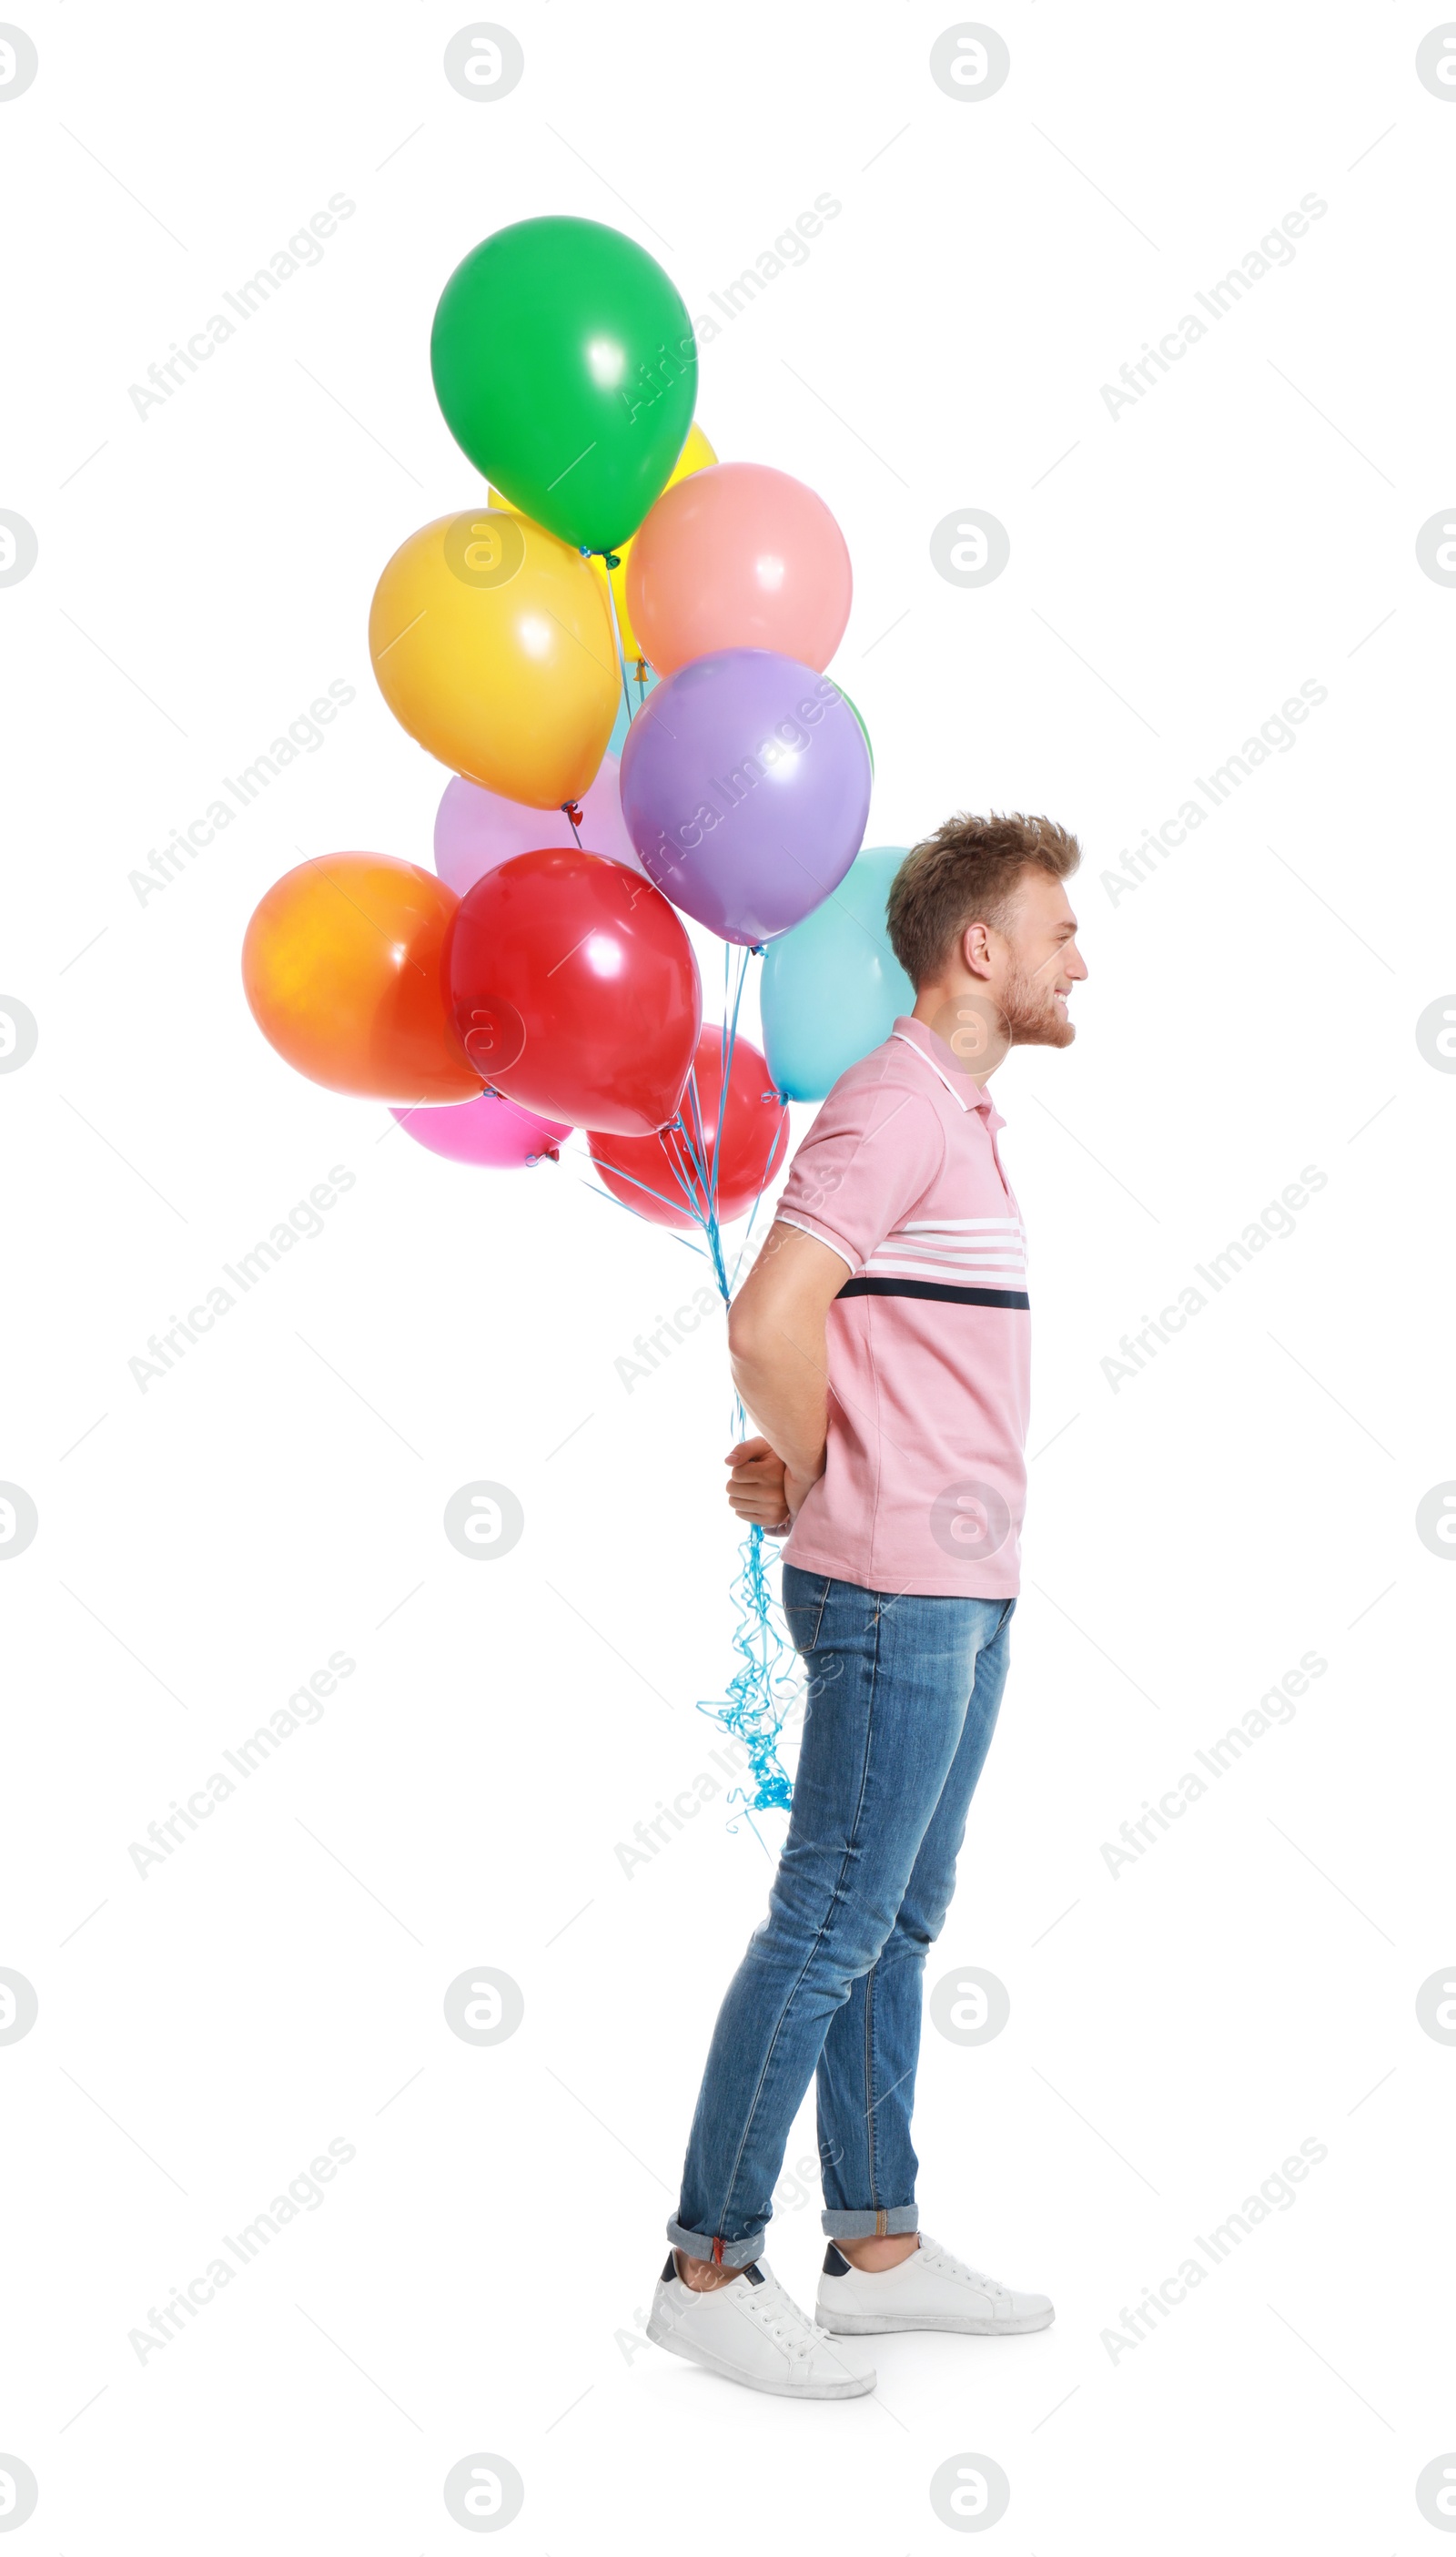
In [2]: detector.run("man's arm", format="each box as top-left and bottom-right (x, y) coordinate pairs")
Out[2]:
(726, 1221), (850, 1520)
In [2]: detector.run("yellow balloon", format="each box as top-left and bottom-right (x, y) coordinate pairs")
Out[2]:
(369, 508), (619, 807)
(489, 421), (718, 665)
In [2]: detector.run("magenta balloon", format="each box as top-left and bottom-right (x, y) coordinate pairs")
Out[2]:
(618, 648), (872, 944)
(390, 1090), (571, 1168)
(433, 753), (642, 895)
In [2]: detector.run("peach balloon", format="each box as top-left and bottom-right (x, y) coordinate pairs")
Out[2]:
(243, 854), (480, 1105)
(625, 462), (852, 675)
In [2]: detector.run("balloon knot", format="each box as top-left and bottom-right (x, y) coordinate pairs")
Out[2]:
(602, 552), (622, 570)
(561, 799), (585, 827)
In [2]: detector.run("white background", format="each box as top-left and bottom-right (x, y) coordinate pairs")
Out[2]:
(3, 1), (1454, 2548)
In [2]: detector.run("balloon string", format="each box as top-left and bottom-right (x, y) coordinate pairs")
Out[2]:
(692, 947), (797, 1820)
(580, 958), (799, 1821)
(592, 544), (636, 730)
(700, 1497), (798, 1835)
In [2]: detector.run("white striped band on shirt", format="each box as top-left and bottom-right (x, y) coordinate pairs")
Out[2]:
(841, 1215), (1030, 1310)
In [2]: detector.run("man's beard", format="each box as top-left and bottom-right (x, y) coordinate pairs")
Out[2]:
(1003, 957), (1075, 1050)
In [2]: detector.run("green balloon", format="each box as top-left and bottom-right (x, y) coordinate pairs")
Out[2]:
(430, 217), (698, 555)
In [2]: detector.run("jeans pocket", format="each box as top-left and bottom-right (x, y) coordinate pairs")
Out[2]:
(784, 1573), (832, 1655)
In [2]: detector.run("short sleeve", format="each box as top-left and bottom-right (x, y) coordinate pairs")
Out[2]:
(775, 1079), (946, 1276)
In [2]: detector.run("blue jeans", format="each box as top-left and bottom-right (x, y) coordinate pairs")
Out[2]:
(668, 1568), (1015, 2268)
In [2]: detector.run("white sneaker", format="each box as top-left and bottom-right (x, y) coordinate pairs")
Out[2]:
(647, 2252), (876, 2398)
(815, 2234), (1054, 2336)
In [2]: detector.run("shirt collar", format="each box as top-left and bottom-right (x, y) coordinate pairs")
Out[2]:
(889, 1017), (1003, 1126)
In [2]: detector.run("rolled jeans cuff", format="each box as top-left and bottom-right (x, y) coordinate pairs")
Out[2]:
(667, 2217), (764, 2269)
(822, 2206), (919, 2238)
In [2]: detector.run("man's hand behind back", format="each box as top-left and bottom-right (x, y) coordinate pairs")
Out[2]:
(724, 1437), (792, 1531)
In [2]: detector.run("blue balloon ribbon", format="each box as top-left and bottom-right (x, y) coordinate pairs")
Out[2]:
(589, 566), (799, 1830)
(583, 970), (798, 1828)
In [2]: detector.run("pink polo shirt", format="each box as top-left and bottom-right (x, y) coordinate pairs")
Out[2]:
(774, 1016), (1030, 1598)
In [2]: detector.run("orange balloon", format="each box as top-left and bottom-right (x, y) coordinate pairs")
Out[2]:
(243, 855), (480, 1105)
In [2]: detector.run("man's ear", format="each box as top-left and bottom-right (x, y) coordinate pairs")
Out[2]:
(961, 918), (993, 977)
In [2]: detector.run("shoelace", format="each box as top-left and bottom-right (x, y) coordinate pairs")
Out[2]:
(919, 2237), (1010, 2302)
(745, 2278), (823, 2360)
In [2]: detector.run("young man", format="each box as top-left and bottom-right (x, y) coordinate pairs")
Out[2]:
(647, 813), (1087, 2400)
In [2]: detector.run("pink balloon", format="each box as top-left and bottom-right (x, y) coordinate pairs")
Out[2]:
(390, 1090), (571, 1168)
(626, 462), (853, 677)
(433, 754), (642, 895)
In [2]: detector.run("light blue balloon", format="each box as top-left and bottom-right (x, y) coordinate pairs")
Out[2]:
(760, 846), (915, 1101)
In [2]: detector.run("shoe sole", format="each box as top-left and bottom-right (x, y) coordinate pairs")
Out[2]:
(817, 2306), (1055, 2337)
(646, 2310), (876, 2398)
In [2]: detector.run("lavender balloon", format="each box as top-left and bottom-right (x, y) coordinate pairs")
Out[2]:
(619, 648), (872, 944)
(434, 753), (642, 896)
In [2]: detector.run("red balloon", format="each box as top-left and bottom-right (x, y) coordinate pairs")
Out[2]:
(448, 847), (701, 1137)
(587, 1028), (788, 1229)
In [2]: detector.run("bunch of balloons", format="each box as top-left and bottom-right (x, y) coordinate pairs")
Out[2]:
(241, 214), (897, 1812)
